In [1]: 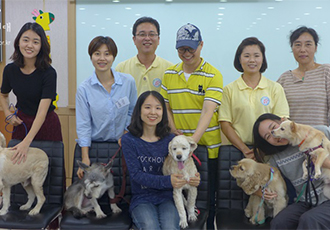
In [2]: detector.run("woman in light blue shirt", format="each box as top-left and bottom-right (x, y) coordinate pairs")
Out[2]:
(76, 36), (137, 178)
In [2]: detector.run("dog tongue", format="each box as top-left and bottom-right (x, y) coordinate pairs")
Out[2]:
(178, 161), (184, 170)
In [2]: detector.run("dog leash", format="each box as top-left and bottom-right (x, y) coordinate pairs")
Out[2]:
(304, 155), (318, 207)
(254, 167), (274, 225)
(5, 104), (28, 136)
(109, 146), (130, 205)
(192, 153), (201, 166)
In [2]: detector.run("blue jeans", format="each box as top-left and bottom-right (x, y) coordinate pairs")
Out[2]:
(131, 200), (180, 230)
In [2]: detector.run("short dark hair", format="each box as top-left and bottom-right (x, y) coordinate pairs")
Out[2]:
(132, 16), (160, 36)
(11, 22), (51, 70)
(252, 113), (289, 162)
(289, 26), (319, 47)
(128, 91), (171, 139)
(88, 36), (118, 59)
(233, 37), (268, 73)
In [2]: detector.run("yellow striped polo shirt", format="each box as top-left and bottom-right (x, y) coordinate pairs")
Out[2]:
(161, 58), (223, 159)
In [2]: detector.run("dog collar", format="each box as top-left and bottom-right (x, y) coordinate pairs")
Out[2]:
(298, 138), (306, 147)
(298, 131), (311, 147)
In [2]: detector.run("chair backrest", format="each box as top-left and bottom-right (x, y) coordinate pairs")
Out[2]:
(193, 145), (209, 210)
(8, 139), (65, 205)
(72, 142), (131, 205)
(217, 145), (249, 210)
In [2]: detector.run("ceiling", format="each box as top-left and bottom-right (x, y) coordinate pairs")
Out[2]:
(78, 0), (280, 3)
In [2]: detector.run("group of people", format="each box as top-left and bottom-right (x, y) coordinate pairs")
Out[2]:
(1, 15), (329, 230)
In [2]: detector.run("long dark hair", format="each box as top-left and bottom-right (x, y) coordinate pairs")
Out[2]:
(253, 113), (289, 162)
(11, 22), (51, 70)
(128, 91), (171, 139)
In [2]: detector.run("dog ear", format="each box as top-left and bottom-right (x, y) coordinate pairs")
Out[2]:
(104, 160), (113, 172)
(240, 172), (262, 195)
(168, 139), (173, 154)
(77, 160), (89, 171)
(186, 136), (198, 152)
(290, 121), (297, 133)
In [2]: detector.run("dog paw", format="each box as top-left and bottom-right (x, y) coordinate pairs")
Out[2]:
(112, 207), (122, 214)
(244, 208), (252, 218)
(314, 172), (321, 179)
(0, 209), (8, 215)
(188, 214), (197, 222)
(179, 219), (189, 229)
(96, 213), (107, 219)
(28, 208), (40, 216)
(302, 173), (308, 180)
(20, 204), (31, 211)
(249, 216), (258, 225)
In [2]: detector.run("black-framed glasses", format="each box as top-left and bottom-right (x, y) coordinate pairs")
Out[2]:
(136, 32), (159, 39)
(177, 47), (197, 54)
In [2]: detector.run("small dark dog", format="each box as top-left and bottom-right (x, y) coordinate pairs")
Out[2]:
(64, 160), (122, 218)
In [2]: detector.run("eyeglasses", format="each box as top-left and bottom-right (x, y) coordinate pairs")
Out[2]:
(136, 32), (159, 39)
(177, 47), (197, 54)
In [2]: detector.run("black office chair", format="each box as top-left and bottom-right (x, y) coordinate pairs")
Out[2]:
(60, 142), (132, 230)
(215, 145), (271, 229)
(0, 139), (65, 229)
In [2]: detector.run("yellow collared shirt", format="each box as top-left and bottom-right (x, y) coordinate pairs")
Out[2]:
(116, 55), (173, 96)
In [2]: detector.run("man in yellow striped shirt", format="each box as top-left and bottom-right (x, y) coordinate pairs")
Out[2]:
(160, 23), (223, 230)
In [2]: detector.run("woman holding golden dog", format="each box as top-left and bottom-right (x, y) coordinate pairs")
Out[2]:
(0, 22), (62, 164)
(121, 91), (200, 229)
(253, 113), (330, 229)
(75, 36), (137, 178)
(219, 37), (289, 159)
(277, 26), (330, 126)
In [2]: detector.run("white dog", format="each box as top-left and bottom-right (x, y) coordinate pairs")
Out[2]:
(162, 135), (198, 229)
(0, 133), (49, 215)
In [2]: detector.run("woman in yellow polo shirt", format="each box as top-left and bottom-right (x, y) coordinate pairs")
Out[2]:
(219, 37), (289, 159)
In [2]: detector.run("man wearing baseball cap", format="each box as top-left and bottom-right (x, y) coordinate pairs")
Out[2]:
(160, 23), (223, 229)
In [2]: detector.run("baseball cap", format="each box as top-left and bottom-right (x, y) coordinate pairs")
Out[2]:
(176, 23), (202, 50)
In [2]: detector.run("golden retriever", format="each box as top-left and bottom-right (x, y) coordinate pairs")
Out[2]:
(272, 120), (330, 180)
(230, 158), (287, 224)
(162, 135), (198, 229)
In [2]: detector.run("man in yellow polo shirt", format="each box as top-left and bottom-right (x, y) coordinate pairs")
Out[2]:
(160, 23), (223, 230)
(116, 17), (173, 96)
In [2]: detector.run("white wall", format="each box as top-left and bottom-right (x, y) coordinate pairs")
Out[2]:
(76, 0), (330, 87)
(5, 0), (68, 107)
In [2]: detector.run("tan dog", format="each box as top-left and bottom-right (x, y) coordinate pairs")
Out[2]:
(272, 120), (330, 180)
(230, 158), (287, 224)
(0, 134), (49, 216)
(163, 135), (198, 229)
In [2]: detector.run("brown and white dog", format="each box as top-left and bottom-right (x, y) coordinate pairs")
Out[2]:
(162, 135), (198, 229)
(0, 133), (49, 215)
(230, 158), (287, 224)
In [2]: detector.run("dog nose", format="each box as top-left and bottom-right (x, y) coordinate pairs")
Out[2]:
(230, 165), (234, 170)
(271, 130), (274, 135)
(176, 155), (182, 160)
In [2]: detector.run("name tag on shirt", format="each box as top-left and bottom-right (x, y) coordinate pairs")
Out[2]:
(115, 96), (130, 109)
